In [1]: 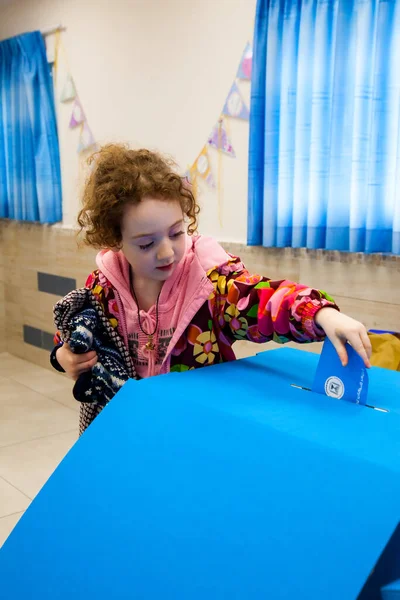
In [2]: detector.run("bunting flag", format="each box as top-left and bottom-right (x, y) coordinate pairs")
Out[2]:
(207, 117), (236, 157)
(77, 122), (96, 153)
(60, 74), (77, 103)
(69, 98), (85, 128)
(184, 166), (199, 199)
(193, 146), (216, 189)
(184, 168), (194, 185)
(184, 40), (254, 228)
(236, 42), (253, 80)
(222, 82), (250, 120)
(51, 31), (97, 155)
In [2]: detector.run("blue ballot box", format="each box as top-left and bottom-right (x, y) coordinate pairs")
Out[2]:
(1, 348), (400, 600)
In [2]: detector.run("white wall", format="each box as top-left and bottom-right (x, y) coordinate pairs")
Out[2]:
(0, 0), (256, 243)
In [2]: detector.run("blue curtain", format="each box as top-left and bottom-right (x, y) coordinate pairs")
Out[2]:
(0, 31), (62, 223)
(248, 0), (400, 254)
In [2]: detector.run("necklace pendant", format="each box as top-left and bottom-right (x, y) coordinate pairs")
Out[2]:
(145, 336), (155, 351)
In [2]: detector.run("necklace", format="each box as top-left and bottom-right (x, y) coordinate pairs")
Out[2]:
(129, 269), (161, 352)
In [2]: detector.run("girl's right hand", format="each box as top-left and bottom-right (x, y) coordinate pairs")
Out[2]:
(56, 343), (98, 381)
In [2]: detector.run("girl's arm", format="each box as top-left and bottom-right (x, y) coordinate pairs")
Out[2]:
(210, 265), (371, 367)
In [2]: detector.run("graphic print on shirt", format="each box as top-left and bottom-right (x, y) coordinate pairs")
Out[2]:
(128, 328), (176, 367)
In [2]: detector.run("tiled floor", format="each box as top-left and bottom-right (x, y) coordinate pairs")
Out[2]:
(0, 353), (79, 547)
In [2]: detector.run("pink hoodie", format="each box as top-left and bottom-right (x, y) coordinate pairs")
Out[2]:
(96, 235), (231, 378)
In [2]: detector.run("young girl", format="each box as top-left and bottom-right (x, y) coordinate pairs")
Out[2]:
(51, 144), (372, 434)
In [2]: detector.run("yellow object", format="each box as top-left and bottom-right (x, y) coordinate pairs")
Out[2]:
(368, 333), (400, 371)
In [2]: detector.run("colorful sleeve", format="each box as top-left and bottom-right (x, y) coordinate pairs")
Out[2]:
(85, 270), (120, 330)
(208, 259), (339, 345)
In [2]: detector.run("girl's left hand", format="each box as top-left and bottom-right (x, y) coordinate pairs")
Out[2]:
(315, 307), (372, 368)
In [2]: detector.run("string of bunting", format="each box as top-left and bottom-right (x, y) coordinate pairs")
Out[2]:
(187, 41), (253, 225)
(53, 32), (98, 155)
(51, 31), (251, 204)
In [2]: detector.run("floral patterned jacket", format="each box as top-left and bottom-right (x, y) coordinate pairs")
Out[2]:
(54, 253), (337, 376)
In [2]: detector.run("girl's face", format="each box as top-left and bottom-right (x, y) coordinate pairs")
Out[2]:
(120, 197), (187, 283)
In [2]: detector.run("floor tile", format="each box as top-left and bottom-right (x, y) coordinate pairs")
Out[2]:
(46, 386), (80, 412)
(0, 352), (71, 394)
(0, 476), (30, 517)
(0, 430), (78, 500)
(0, 512), (24, 548)
(10, 365), (72, 397)
(0, 378), (78, 447)
(0, 353), (28, 378)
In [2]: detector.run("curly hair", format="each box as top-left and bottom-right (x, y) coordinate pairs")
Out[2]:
(77, 144), (199, 248)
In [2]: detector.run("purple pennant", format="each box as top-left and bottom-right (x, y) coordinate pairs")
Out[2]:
(236, 42), (253, 80)
(222, 82), (250, 120)
(69, 98), (85, 128)
(77, 122), (96, 153)
(207, 117), (236, 157)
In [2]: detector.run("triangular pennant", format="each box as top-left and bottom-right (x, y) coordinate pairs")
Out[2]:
(183, 166), (199, 199)
(184, 168), (194, 185)
(207, 117), (236, 157)
(69, 98), (85, 128)
(60, 74), (77, 103)
(193, 147), (216, 189)
(77, 122), (96, 153)
(222, 82), (250, 120)
(236, 42), (253, 80)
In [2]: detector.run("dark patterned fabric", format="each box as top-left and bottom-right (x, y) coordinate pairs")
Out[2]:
(53, 287), (138, 434)
(53, 287), (135, 379)
(79, 404), (104, 437)
(68, 308), (131, 406)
